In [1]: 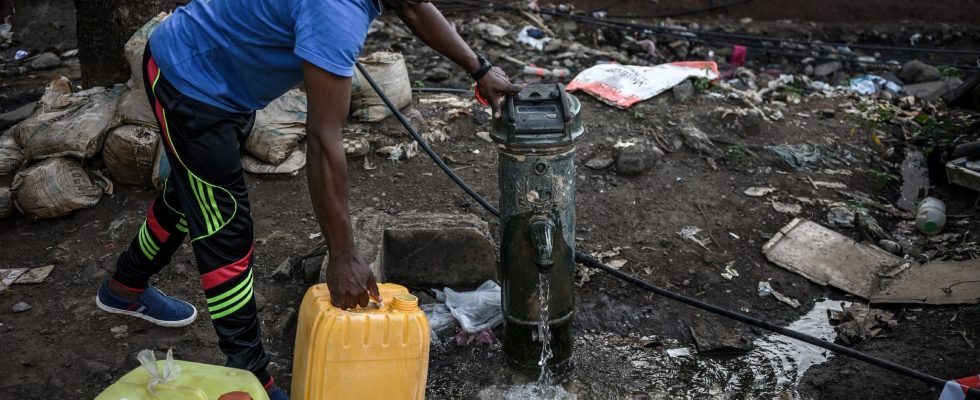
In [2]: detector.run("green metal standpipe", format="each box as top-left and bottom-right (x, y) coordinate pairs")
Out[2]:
(490, 84), (584, 370)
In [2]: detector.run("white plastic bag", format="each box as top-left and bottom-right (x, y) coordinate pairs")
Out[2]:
(444, 280), (502, 333)
(567, 61), (719, 108)
(136, 349), (181, 397)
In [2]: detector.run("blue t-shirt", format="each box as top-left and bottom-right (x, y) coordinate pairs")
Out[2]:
(149, 0), (383, 113)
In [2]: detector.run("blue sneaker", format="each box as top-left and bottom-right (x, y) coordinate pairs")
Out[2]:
(95, 280), (198, 328)
(268, 388), (289, 400)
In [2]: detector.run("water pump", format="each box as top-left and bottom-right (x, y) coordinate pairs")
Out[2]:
(490, 83), (584, 369)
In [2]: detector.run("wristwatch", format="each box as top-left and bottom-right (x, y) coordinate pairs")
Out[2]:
(469, 53), (493, 81)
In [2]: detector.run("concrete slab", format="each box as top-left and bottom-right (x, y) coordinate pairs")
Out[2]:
(872, 259), (980, 305)
(320, 209), (497, 288)
(762, 218), (902, 299)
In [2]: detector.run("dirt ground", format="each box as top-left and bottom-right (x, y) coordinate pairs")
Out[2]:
(2, 1), (980, 399)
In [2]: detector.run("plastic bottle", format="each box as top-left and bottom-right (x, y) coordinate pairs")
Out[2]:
(522, 65), (572, 79)
(291, 283), (430, 400)
(915, 197), (946, 235)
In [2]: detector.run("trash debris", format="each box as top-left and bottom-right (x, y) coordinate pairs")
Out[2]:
(422, 281), (502, 340)
(29, 52), (62, 70)
(607, 259), (628, 269)
(665, 348), (691, 358)
(915, 197), (946, 236)
(474, 22), (511, 47)
(811, 181), (847, 190)
(242, 144), (306, 175)
(771, 200), (802, 215)
(12, 302), (31, 313)
(763, 218), (903, 300)
(721, 262), (739, 280)
(826, 203), (855, 227)
(11, 157), (104, 219)
(103, 125), (160, 186)
(456, 328), (497, 346)
(110, 325), (128, 338)
(377, 141), (419, 161)
(757, 281), (801, 308)
(0, 265), (54, 286)
(765, 144), (823, 171)
(678, 226), (712, 250)
(679, 125), (719, 156)
(566, 61), (719, 108)
(744, 187), (776, 197)
(116, 87), (157, 127)
(10, 81), (124, 161)
(245, 89), (307, 165)
(351, 52), (411, 122)
(828, 303), (897, 344)
(14, 50), (28, 60)
(342, 136), (371, 157)
(516, 25), (550, 50)
(848, 75), (903, 96)
(522, 65), (572, 79)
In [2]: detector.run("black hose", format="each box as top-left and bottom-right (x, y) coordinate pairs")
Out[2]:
(356, 62), (501, 217)
(412, 87), (472, 94)
(355, 62), (980, 396)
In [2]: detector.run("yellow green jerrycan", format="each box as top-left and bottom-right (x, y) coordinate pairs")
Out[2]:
(291, 283), (430, 399)
(96, 349), (270, 400)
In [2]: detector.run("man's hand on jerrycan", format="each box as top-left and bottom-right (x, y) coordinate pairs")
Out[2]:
(325, 253), (382, 310)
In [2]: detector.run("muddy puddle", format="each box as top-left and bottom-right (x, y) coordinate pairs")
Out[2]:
(429, 300), (848, 399)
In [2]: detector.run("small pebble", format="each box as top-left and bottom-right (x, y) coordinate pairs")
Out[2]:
(12, 302), (31, 313)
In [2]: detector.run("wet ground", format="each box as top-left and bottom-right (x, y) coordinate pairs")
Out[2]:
(2, 1), (980, 399)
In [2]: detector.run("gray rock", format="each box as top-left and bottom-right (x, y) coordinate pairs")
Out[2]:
(0, 102), (37, 130)
(254, 290), (266, 311)
(85, 361), (111, 374)
(29, 52), (62, 70)
(83, 262), (110, 281)
(821, 108), (836, 118)
(804, 64), (815, 76)
(585, 153), (615, 170)
(427, 67), (451, 82)
(302, 255), (324, 282)
(904, 77), (963, 102)
(813, 61), (843, 77)
(320, 210), (497, 288)
(271, 257), (293, 280)
(615, 143), (658, 176)
(672, 79), (695, 102)
(274, 307), (298, 337)
(830, 71), (848, 86)
(899, 60), (942, 84)
(877, 239), (902, 255)
(11, 302), (30, 313)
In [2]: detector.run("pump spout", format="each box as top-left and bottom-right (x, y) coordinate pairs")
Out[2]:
(528, 218), (556, 272)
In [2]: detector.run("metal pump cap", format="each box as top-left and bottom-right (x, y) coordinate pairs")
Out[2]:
(490, 83), (584, 149)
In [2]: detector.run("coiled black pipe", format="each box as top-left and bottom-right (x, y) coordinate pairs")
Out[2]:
(354, 61), (980, 396)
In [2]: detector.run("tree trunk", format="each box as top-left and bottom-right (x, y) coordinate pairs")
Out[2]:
(73, 0), (175, 88)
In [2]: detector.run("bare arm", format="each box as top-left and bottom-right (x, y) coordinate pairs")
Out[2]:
(394, 3), (522, 117)
(302, 61), (379, 309)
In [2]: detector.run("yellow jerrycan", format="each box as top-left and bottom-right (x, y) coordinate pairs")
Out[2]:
(96, 349), (270, 400)
(291, 283), (430, 400)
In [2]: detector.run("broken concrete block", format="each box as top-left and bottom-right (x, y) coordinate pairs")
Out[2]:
(320, 210), (497, 288)
(762, 218), (902, 299)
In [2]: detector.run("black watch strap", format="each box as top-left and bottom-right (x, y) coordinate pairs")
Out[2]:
(469, 53), (493, 81)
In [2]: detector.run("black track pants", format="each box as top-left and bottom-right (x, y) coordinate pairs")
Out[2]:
(110, 43), (273, 389)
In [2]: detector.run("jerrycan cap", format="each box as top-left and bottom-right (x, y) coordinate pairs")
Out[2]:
(391, 293), (419, 311)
